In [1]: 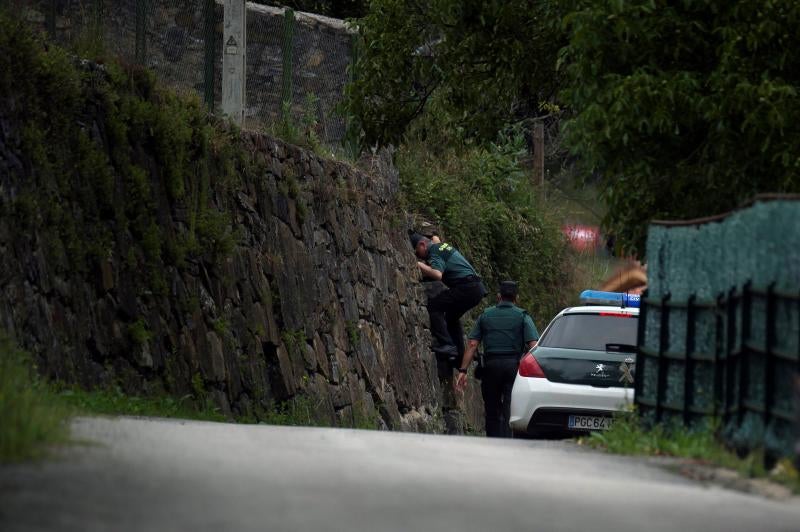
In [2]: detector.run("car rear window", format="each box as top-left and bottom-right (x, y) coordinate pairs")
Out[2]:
(538, 312), (638, 351)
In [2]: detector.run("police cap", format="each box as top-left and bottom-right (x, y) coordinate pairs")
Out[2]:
(409, 231), (425, 249)
(499, 281), (518, 297)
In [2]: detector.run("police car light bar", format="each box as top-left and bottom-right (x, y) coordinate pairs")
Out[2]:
(579, 290), (641, 309)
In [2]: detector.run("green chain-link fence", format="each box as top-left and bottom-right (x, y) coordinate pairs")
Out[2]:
(636, 195), (800, 462)
(12, 0), (353, 146)
(244, 3), (353, 144)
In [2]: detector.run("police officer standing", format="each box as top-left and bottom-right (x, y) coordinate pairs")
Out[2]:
(455, 281), (539, 438)
(410, 233), (487, 367)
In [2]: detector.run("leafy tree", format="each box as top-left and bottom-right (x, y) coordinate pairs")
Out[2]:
(560, 0), (800, 255)
(345, 0), (565, 146)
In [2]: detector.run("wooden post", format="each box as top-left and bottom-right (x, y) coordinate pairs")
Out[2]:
(533, 122), (544, 188)
(222, 0), (246, 126)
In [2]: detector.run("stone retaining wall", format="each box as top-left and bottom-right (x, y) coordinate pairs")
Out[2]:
(0, 124), (452, 431)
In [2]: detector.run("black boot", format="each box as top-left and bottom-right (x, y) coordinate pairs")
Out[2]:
(432, 344), (459, 368)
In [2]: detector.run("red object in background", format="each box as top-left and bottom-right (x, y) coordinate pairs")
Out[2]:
(562, 224), (600, 252)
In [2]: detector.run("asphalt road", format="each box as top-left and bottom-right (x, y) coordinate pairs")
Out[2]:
(2, 417), (799, 532)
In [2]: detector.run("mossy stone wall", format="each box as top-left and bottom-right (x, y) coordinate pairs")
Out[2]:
(0, 18), (470, 431)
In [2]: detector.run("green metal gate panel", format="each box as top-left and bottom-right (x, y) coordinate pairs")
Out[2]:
(636, 195), (800, 459)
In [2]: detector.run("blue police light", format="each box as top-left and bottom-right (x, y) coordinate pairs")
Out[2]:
(579, 290), (641, 308)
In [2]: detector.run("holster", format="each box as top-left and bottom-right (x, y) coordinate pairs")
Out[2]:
(473, 353), (485, 380)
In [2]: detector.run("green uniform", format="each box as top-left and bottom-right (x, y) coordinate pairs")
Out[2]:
(469, 302), (539, 355)
(470, 300), (539, 438)
(428, 242), (479, 287)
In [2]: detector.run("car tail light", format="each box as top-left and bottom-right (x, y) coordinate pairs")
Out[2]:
(518, 353), (545, 378)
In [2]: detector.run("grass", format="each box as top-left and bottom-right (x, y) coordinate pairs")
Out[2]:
(249, 395), (382, 430)
(568, 252), (628, 300)
(545, 175), (606, 227)
(57, 386), (228, 423)
(0, 334), (71, 463)
(584, 411), (800, 494)
(2, 325), (380, 464)
(1, 330), (229, 463)
(247, 395), (321, 427)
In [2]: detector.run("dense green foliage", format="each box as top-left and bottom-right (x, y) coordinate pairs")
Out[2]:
(346, 0), (564, 146)
(399, 121), (572, 322)
(348, 0), (800, 256)
(0, 333), (70, 462)
(348, 1), (575, 320)
(560, 0), (800, 254)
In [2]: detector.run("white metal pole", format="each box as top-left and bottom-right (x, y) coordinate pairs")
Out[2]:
(222, 0), (246, 126)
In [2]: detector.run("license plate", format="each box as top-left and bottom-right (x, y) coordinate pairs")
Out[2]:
(568, 415), (613, 431)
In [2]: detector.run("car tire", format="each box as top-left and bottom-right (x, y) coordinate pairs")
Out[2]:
(523, 425), (570, 440)
(511, 429), (534, 440)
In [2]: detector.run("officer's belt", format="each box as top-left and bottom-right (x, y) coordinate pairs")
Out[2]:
(446, 275), (482, 287)
(483, 351), (523, 359)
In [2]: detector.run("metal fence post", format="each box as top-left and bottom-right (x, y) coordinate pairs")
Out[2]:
(342, 32), (360, 156)
(203, 0), (216, 111)
(684, 294), (696, 425)
(764, 283), (776, 434)
(135, 0), (148, 65)
(281, 8), (295, 120)
(91, 0), (104, 54)
(795, 293), (800, 469)
(46, 0), (56, 36)
(715, 290), (728, 421)
(739, 280), (752, 426)
(634, 289), (648, 402)
(655, 293), (671, 423)
(724, 287), (738, 427)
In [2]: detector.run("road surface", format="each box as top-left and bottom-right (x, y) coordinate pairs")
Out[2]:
(1, 417), (799, 531)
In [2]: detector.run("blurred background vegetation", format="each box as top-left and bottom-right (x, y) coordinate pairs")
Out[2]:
(343, 0), (800, 256)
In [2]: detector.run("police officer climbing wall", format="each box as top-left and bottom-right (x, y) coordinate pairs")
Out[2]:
(455, 281), (539, 438)
(409, 232), (487, 369)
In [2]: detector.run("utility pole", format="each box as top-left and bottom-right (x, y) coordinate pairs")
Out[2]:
(533, 122), (545, 189)
(222, 0), (246, 126)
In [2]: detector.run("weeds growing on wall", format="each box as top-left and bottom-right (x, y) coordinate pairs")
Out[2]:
(0, 12), (257, 413)
(271, 94), (327, 156)
(57, 386), (227, 423)
(0, 11), (245, 293)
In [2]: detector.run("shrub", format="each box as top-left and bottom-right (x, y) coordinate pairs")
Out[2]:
(398, 122), (572, 322)
(0, 333), (70, 462)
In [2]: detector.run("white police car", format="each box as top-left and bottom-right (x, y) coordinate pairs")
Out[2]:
(509, 291), (639, 437)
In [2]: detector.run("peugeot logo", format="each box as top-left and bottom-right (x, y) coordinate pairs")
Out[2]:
(590, 363), (610, 378)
